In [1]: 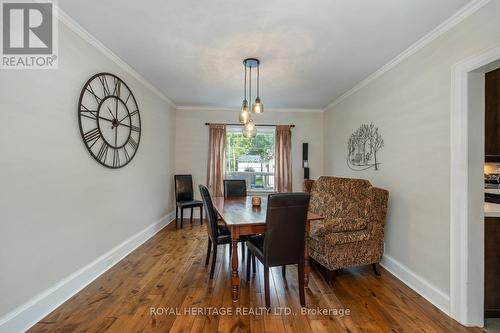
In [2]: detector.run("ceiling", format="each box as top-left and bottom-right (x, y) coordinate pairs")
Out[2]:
(60, 0), (471, 109)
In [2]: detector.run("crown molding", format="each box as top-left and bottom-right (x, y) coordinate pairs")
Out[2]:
(324, 0), (491, 111)
(176, 105), (324, 113)
(57, 9), (176, 107)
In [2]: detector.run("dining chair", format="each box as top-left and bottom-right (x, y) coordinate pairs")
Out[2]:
(174, 175), (203, 228)
(199, 185), (246, 279)
(223, 179), (247, 260)
(224, 179), (247, 197)
(245, 192), (311, 308)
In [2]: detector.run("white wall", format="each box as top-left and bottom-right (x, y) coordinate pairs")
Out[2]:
(175, 108), (323, 198)
(323, 0), (500, 307)
(0, 18), (176, 321)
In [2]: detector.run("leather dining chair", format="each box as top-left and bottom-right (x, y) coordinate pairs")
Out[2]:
(224, 180), (247, 197)
(174, 175), (203, 228)
(199, 185), (246, 279)
(245, 192), (311, 308)
(223, 179), (248, 260)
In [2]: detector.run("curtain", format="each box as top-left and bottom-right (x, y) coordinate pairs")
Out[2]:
(275, 125), (292, 192)
(207, 124), (226, 197)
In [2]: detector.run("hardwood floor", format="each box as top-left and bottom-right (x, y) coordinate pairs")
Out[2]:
(29, 221), (482, 333)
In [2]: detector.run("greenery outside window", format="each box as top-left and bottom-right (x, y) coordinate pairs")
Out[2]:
(225, 126), (275, 192)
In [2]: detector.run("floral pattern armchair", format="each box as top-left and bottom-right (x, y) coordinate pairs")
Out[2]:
(304, 177), (389, 278)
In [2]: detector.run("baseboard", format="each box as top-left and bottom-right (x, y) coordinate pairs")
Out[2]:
(0, 211), (175, 333)
(381, 254), (450, 315)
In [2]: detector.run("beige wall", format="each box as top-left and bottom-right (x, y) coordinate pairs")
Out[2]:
(175, 108), (323, 198)
(0, 22), (176, 316)
(323, 0), (500, 296)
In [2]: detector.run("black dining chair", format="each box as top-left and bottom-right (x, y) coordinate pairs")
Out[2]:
(174, 175), (203, 228)
(246, 192), (311, 308)
(224, 180), (247, 197)
(223, 179), (248, 260)
(199, 185), (247, 279)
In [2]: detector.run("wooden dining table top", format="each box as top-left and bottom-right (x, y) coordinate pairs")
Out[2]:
(212, 195), (323, 226)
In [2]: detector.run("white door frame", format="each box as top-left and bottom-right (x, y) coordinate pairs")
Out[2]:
(450, 44), (500, 327)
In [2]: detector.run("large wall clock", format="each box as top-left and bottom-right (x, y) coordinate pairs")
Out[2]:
(78, 73), (141, 168)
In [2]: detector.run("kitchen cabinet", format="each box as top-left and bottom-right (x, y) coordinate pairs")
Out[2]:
(486, 68), (500, 161)
(485, 216), (500, 317)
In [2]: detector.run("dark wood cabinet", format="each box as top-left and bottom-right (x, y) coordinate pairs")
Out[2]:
(485, 217), (500, 317)
(485, 68), (500, 161)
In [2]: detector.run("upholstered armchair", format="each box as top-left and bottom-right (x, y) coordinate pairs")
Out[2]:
(304, 176), (389, 282)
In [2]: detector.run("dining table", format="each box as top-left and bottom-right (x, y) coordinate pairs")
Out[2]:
(212, 195), (324, 302)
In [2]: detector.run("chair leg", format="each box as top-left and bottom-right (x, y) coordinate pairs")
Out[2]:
(190, 207), (193, 224)
(282, 265), (286, 278)
(252, 255), (256, 275)
(372, 263), (381, 276)
(205, 238), (212, 266)
(246, 247), (251, 281)
(180, 208), (184, 229)
(241, 243), (246, 261)
(200, 206), (203, 225)
(209, 243), (217, 279)
(175, 206), (178, 228)
(298, 263), (306, 307)
(264, 265), (271, 309)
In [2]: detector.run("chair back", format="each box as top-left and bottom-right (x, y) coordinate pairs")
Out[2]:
(175, 175), (194, 202)
(224, 180), (247, 197)
(263, 192), (310, 266)
(199, 185), (219, 241)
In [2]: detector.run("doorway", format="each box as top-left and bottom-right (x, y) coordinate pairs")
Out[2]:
(450, 45), (500, 327)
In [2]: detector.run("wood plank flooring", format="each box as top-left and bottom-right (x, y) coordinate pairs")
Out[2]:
(29, 221), (483, 333)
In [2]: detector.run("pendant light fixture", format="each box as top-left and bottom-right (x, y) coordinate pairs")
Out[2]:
(252, 62), (263, 114)
(239, 58), (263, 138)
(239, 62), (250, 124)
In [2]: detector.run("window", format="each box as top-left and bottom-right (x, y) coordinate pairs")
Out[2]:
(226, 126), (275, 192)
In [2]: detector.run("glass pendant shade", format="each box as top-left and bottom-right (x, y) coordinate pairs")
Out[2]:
(243, 119), (256, 138)
(239, 58), (262, 134)
(252, 97), (263, 114)
(239, 100), (250, 124)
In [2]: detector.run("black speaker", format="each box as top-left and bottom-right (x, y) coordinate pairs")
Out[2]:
(302, 143), (309, 179)
(302, 143), (308, 162)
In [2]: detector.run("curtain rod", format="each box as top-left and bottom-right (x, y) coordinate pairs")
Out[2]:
(205, 122), (295, 127)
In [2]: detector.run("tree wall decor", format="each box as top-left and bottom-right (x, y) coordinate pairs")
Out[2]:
(347, 123), (384, 171)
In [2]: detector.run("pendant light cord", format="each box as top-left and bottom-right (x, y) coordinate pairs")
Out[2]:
(257, 64), (260, 98)
(244, 64), (247, 100)
(249, 66), (252, 106)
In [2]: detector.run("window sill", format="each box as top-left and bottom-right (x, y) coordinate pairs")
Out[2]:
(247, 190), (276, 195)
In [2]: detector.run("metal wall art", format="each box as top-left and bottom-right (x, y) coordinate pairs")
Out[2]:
(78, 73), (141, 168)
(347, 123), (384, 171)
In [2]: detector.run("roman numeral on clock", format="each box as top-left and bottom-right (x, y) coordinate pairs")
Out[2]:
(123, 146), (130, 162)
(128, 137), (138, 150)
(86, 84), (102, 104)
(98, 75), (111, 96)
(112, 79), (121, 97)
(113, 149), (120, 168)
(83, 128), (101, 147)
(96, 142), (109, 161)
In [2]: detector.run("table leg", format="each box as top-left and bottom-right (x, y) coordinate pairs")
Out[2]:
(231, 227), (240, 301)
(304, 221), (311, 287)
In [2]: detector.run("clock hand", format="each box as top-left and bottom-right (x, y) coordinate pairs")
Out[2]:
(106, 106), (115, 119)
(97, 116), (114, 123)
(118, 114), (130, 124)
(116, 122), (131, 129)
(115, 84), (120, 119)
